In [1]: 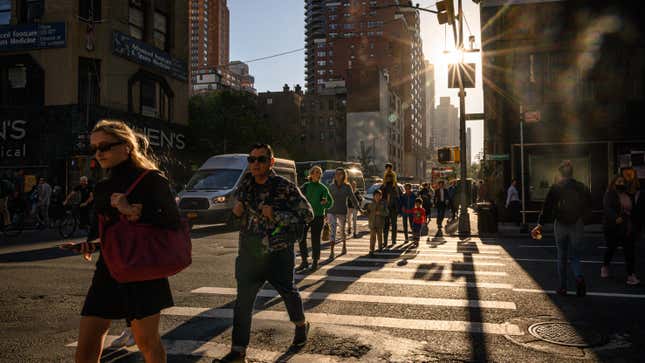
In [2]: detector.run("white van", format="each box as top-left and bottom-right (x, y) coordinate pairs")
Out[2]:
(176, 154), (297, 225)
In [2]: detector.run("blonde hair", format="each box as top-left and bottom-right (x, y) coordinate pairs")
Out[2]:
(92, 120), (159, 171)
(309, 165), (323, 175)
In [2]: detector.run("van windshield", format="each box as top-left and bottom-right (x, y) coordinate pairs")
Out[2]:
(186, 169), (242, 191)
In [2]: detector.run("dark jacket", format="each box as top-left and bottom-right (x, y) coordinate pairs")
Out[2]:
(88, 159), (180, 242)
(399, 192), (417, 216)
(380, 183), (400, 211)
(537, 178), (592, 225)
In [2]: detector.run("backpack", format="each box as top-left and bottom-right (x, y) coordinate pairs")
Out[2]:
(0, 179), (15, 198)
(555, 180), (591, 224)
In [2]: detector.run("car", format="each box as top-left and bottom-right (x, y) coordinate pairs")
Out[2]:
(360, 182), (405, 210)
(321, 167), (365, 193)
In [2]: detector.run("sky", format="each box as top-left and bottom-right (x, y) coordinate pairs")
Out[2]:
(228, 0), (483, 163)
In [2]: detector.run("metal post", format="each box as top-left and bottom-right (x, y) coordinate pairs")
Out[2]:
(457, 0), (470, 237)
(519, 105), (527, 233)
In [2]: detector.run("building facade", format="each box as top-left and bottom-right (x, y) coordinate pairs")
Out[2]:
(432, 96), (458, 149)
(1, 0), (190, 191)
(480, 0), (645, 219)
(257, 84), (304, 159)
(424, 61), (436, 158)
(300, 83), (348, 162)
(304, 0), (426, 178)
(189, 0), (229, 93)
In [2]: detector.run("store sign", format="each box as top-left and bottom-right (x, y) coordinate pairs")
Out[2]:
(0, 23), (66, 51)
(112, 31), (187, 81)
(0, 119), (28, 159)
(126, 123), (186, 151)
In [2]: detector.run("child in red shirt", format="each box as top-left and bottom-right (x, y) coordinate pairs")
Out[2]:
(410, 198), (426, 244)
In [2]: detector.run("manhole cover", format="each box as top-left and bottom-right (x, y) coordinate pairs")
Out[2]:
(528, 322), (603, 347)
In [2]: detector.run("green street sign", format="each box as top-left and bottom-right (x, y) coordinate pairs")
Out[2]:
(486, 154), (509, 161)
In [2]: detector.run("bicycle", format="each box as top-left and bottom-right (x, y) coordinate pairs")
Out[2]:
(1, 204), (78, 240)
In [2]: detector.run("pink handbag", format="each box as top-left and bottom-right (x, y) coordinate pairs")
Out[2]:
(99, 170), (192, 283)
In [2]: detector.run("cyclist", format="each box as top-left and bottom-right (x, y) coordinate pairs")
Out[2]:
(0, 173), (15, 228)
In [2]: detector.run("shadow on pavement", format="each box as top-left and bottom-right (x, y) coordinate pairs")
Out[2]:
(0, 245), (77, 262)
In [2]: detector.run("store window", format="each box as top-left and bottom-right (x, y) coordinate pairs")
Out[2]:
(79, 0), (101, 22)
(78, 58), (101, 106)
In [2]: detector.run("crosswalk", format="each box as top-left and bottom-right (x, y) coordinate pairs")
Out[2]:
(64, 230), (645, 361)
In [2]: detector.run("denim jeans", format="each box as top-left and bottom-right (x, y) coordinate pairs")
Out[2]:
(232, 247), (305, 350)
(554, 219), (584, 289)
(383, 209), (398, 244)
(327, 213), (347, 245)
(401, 214), (414, 240)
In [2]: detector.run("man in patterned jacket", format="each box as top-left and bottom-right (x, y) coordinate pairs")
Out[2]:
(216, 143), (314, 363)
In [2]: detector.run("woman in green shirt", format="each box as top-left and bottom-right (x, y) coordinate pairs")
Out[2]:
(297, 166), (333, 271)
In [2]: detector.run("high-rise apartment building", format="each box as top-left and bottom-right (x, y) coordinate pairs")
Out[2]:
(304, 0), (426, 178)
(189, 0), (229, 89)
(425, 61), (436, 154)
(433, 97), (458, 148)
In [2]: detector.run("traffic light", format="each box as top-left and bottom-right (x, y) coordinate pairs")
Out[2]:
(436, 0), (455, 25)
(438, 147), (452, 163)
(452, 147), (460, 163)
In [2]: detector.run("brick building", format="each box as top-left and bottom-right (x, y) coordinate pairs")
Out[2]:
(189, 0), (229, 94)
(0, 0), (190, 190)
(304, 0), (427, 178)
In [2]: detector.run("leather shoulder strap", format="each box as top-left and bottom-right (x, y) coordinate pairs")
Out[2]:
(125, 170), (151, 196)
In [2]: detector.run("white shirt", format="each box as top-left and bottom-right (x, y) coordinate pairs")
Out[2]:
(506, 185), (520, 207)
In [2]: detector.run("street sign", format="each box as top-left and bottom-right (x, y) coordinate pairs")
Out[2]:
(524, 111), (540, 123)
(486, 154), (509, 161)
(465, 113), (484, 120)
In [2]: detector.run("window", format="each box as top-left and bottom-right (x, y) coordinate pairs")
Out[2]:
(329, 23), (339, 30)
(153, 11), (168, 50)
(344, 23), (354, 29)
(0, 0), (11, 24)
(344, 12), (351, 17)
(266, 98), (273, 105)
(317, 51), (326, 57)
(0, 55), (44, 106)
(317, 60), (326, 66)
(129, 71), (173, 121)
(129, 1), (144, 40)
(78, 58), (100, 106)
(318, 70), (326, 75)
(317, 79), (324, 84)
(329, 14), (338, 20)
(79, 0), (101, 21)
(343, 2), (351, 7)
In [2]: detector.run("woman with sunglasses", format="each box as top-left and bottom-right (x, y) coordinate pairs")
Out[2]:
(63, 120), (180, 362)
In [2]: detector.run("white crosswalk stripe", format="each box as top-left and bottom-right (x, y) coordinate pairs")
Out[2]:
(294, 274), (514, 289)
(161, 307), (524, 336)
(314, 263), (509, 276)
(192, 287), (518, 310)
(327, 255), (506, 266)
(334, 249), (503, 259)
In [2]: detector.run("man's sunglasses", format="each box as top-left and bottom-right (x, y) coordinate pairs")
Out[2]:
(90, 141), (124, 154)
(247, 155), (270, 164)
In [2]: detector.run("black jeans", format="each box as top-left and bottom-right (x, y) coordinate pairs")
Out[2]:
(232, 247), (305, 350)
(298, 215), (324, 261)
(604, 229), (636, 275)
(401, 214), (414, 240)
(436, 205), (446, 228)
(383, 209), (398, 244)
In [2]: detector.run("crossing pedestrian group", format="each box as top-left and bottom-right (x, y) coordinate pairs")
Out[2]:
(56, 120), (642, 363)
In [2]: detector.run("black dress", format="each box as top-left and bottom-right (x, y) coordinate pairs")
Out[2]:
(81, 159), (181, 320)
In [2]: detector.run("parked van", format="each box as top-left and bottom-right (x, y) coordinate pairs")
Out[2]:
(321, 167), (365, 193)
(176, 154), (297, 225)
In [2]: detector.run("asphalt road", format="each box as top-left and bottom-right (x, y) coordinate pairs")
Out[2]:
(1, 216), (644, 362)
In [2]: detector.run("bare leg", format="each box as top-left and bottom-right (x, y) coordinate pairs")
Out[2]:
(131, 313), (166, 363)
(75, 316), (111, 363)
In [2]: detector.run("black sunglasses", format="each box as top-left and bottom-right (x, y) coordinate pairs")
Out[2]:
(90, 141), (124, 154)
(247, 155), (270, 164)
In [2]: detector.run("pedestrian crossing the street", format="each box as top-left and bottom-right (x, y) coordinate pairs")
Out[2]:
(63, 232), (645, 361)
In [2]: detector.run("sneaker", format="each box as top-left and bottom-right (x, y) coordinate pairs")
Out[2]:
(556, 288), (567, 296)
(295, 260), (309, 272)
(627, 274), (641, 286)
(309, 260), (318, 271)
(213, 351), (247, 363)
(291, 322), (310, 348)
(600, 265), (609, 278)
(110, 327), (135, 348)
(576, 277), (586, 297)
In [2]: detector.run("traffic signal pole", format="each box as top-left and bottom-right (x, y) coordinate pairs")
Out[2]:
(457, 0), (471, 237)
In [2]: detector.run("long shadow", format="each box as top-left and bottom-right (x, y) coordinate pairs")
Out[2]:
(0, 245), (78, 262)
(454, 238), (488, 362)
